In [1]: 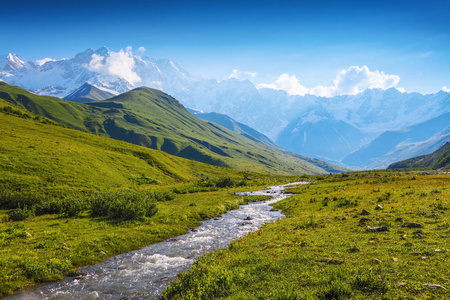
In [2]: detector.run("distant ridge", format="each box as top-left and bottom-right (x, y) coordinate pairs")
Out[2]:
(388, 141), (450, 170)
(63, 82), (118, 102)
(187, 108), (278, 148)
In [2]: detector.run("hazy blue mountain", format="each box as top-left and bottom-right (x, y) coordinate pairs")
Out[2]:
(388, 141), (450, 170)
(187, 108), (278, 148)
(343, 112), (450, 169)
(276, 106), (365, 162)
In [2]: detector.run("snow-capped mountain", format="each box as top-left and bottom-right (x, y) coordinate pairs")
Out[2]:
(63, 82), (119, 102)
(0, 47), (195, 98)
(1, 47), (449, 169)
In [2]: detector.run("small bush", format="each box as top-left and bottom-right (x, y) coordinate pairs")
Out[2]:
(34, 199), (64, 216)
(8, 206), (35, 221)
(60, 196), (87, 217)
(201, 177), (247, 188)
(89, 191), (158, 221)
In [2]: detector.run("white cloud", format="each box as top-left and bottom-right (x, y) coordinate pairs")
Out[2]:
(36, 58), (56, 66)
(228, 69), (258, 80)
(137, 47), (146, 53)
(256, 73), (309, 96)
(257, 66), (402, 97)
(441, 86), (450, 92)
(84, 47), (141, 86)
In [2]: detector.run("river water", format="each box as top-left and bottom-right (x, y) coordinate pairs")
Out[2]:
(8, 182), (306, 300)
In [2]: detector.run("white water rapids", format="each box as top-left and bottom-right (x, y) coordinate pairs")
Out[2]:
(7, 182), (306, 300)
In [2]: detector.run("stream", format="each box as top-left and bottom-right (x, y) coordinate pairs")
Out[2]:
(8, 182), (306, 300)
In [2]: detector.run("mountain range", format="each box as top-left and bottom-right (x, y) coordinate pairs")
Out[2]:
(1, 48), (449, 169)
(0, 81), (344, 175)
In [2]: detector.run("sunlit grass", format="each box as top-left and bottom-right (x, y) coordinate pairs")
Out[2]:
(162, 172), (450, 299)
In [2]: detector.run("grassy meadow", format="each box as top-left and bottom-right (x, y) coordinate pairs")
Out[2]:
(162, 172), (450, 299)
(0, 101), (304, 296)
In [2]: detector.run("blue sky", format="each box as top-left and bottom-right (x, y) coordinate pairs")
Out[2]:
(2, 0), (450, 94)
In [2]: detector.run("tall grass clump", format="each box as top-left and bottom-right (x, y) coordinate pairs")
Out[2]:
(89, 191), (159, 221)
(201, 177), (247, 188)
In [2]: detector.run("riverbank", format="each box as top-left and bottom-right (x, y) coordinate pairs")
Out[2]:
(162, 172), (450, 299)
(0, 177), (300, 297)
(5, 182), (303, 299)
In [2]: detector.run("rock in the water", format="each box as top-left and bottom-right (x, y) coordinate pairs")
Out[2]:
(244, 216), (253, 220)
(240, 221), (252, 226)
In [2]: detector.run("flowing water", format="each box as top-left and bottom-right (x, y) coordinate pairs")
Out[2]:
(8, 182), (306, 300)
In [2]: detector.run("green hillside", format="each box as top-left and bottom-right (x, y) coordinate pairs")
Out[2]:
(1, 99), (306, 296)
(388, 141), (450, 170)
(0, 98), (248, 194)
(0, 82), (345, 175)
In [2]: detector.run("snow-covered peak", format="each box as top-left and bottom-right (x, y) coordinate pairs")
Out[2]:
(0, 53), (25, 71)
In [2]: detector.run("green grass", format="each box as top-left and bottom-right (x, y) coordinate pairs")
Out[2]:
(0, 81), (346, 175)
(0, 100), (306, 296)
(0, 184), (298, 297)
(162, 172), (450, 299)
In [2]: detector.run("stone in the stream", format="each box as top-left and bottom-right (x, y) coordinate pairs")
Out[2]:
(240, 221), (252, 226)
(367, 226), (388, 232)
(375, 204), (383, 210)
(244, 216), (253, 220)
(359, 218), (371, 226)
(361, 209), (370, 215)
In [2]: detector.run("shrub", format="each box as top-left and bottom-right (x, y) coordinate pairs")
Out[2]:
(89, 191), (158, 221)
(60, 196), (87, 217)
(34, 199), (64, 216)
(8, 206), (35, 221)
(201, 177), (247, 188)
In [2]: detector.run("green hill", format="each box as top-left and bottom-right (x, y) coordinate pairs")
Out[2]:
(387, 141), (450, 170)
(0, 98), (248, 194)
(0, 82), (345, 175)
